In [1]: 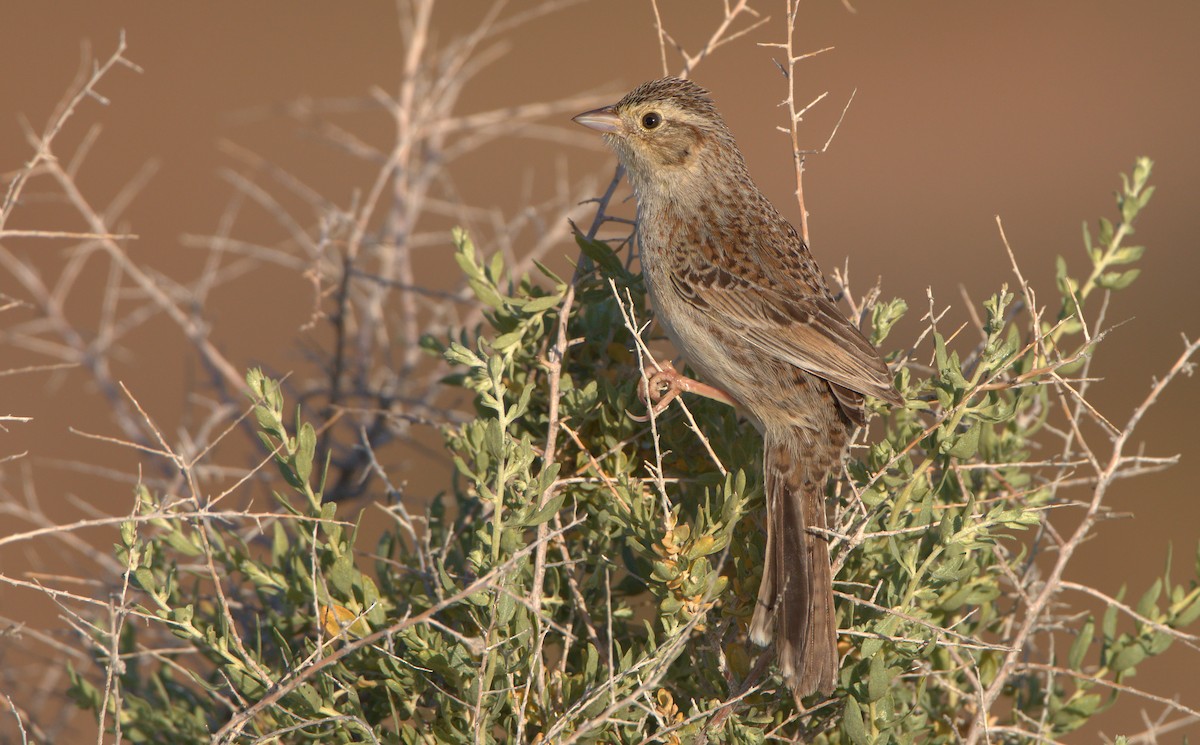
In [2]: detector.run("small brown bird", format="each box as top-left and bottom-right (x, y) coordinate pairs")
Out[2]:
(573, 78), (902, 697)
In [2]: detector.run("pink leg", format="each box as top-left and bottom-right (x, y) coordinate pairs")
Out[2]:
(629, 361), (739, 422)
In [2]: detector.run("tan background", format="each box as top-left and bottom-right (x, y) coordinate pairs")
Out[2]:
(2, 1), (1198, 740)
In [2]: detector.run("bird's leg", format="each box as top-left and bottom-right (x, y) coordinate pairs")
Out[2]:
(629, 360), (739, 422)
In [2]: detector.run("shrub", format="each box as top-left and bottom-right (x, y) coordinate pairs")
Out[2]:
(66, 158), (1200, 743)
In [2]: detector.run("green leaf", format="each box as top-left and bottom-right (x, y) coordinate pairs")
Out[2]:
(1095, 268), (1140, 290)
(843, 696), (870, 745)
(860, 636), (884, 661)
(1137, 184), (1155, 209)
(522, 293), (564, 313)
(945, 420), (981, 460)
(120, 519), (137, 549)
(444, 341), (483, 368)
(1102, 589), (1122, 639)
(1081, 221), (1097, 261)
(1068, 618), (1093, 670)
(1146, 630), (1172, 656)
(170, 604), (194, 627)
(532, 259), (566, 284)
(867, 654), (896, 703)
(1173, 589), (1200, 627)
(870, 297), (908, 345)
(134, 567), (157, 594)
(575, 233), (624, 275)
(295, 421), (316, 484)
(164, 525), (201, 554)
(330, 554), (356, 596)
(1136, 578), (1162, 619)
(456, 252), (506, 310)
(1056, 255), (1079, 302)
(1110, 641), (1146, 673)
(289, 682), (323, 715)
(272, 520), (289, 565)
(1108, 244), (1145, 265)
(492, 329), (525, 351)
(496, 589), (516, 625)
(1061, 693), (1102, 724)
(933, 337), (967, 390)
(522, 490), (567, 527)
(585, 643), (599, 680)
(489, 250), (505, 283)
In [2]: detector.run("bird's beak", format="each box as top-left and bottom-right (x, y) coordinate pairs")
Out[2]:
(572, 105), (622, 134)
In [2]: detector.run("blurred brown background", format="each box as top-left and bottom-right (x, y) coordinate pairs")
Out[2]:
(2, 1), (1197, 740)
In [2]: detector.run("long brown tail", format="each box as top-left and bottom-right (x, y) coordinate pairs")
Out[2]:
(748, 432), (839, 697)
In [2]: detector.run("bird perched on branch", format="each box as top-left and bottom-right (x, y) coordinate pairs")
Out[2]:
(573, 77), (902, 697)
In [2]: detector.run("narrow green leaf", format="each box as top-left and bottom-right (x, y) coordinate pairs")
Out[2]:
(1068, 618), (1093, 670)
(492, 329), (525, 351)
(496, 589), (516, 625)
(165, 527), (202, 557)
(523, 490), (567, 527)
(1096, 268), (1140, 290)
(843, 696), (870, 745)
(134, 567), (157, 594)
(867, 654), (895, 703)
(489, 250), (505, 282)
(946, 420), (981, 460)
(1147, 630), (1172, 655)
(532, 259), (566, 284)
(330, 554), (356, 596)
(1108, 244), (1145, 265)
(575, 233), (624, 275)
(295, 422), (316, 484)
(1174, 590), (1200, 627)
(467, 277), (507, 310)
(585, 643), (599, 680)
(1110, 641), (1146, 673)
(1102, 589), (1121, 639)
(1135, 578), (1162, 619)
(120, 519), (137, 549)
(522, 294), (564, 313)
(170, 604), (194, 626)
(861, 637), (884, 661)
(1081, 221), (1097, 261)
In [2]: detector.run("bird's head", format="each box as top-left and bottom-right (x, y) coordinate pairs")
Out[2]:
(572, 77), (742, 198)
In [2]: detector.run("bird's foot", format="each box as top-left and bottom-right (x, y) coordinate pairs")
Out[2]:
(628, 361), (737, 422)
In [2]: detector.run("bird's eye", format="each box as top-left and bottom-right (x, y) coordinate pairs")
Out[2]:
(641, 112), (662, 130)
